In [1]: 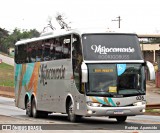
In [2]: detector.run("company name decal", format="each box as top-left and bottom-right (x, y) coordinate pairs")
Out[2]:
(39, 64), (65, 86)
(91, 45), (135, 54)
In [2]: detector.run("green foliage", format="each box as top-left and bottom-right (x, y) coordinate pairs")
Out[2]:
(0, 63), (14, 87)
(0, 28), (40, 54)
(0, 28), (9, 53)
(150, 38), (160, 43)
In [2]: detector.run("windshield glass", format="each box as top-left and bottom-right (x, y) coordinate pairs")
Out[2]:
(87, 64), (145, 96)
(82, 34), (143, 60)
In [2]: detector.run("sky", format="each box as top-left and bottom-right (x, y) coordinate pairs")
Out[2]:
(1, 0), (160, 34)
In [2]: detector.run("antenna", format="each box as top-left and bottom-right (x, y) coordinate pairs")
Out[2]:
(112, 16), (122, 28)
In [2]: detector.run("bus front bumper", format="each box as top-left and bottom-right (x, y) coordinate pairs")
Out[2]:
(85, 105), (145, 117)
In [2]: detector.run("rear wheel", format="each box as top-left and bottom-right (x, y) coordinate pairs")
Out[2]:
(31, 98), (48, 118)
(32, 98), (40, 118)
(26, 98), (32, 117)
(116, 116), (127, 123)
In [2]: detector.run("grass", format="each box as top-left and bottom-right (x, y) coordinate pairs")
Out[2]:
(145, 109), (160, 115)
(0, 62), (14, 87)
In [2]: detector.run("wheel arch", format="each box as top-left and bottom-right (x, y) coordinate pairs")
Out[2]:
(65, 94), (74, 113)
(24, 92), (37, 109)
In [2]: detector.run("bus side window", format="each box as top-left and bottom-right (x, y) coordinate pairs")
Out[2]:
(61, 35), (71, 59)
(16, 44), (27, 64)
(50, 39), (55, 60)
(15, 46), (18, 63)
(72, 34), (83, 93)
(43, 40), (51, 61)
(36, 41), (43, 62)
(27, 43), (36, 63)
(54, 38), (62, 60)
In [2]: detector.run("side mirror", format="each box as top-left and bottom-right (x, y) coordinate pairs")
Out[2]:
(146, 61), (155, 80)
(81, 62), (88, 83)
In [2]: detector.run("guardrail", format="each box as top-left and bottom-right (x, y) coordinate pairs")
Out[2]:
(146, 104), (160, 109)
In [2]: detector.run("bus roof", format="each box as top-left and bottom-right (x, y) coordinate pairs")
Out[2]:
(15, 29), (137, 46)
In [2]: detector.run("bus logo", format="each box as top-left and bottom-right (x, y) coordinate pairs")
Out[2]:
(91, 45), (135, 54)
(38, 64), (65, 86)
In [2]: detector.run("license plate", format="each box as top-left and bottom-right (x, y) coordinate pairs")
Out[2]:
(114, 110), (124, 115)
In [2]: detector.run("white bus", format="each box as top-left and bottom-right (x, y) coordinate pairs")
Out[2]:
(14, 29), (155, 123)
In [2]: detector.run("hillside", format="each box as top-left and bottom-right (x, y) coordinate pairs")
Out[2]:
(0, 63), (14, 87)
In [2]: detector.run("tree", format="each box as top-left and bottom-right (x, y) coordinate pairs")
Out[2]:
(0, 28), (40, 54)
(150, 38), (160, 43)
(0, 28), (9, 53)
(55, 13), (71, 31)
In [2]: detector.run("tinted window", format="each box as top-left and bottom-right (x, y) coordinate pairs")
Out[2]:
(15, 44), (27, 64)
(15, 35), (71, 64)
(72, 34), (83, 92)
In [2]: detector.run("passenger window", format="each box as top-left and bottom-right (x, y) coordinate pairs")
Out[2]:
(15, 45), (27, 64)
(61, 35), (71, 59)
(42, 40), (51, 61)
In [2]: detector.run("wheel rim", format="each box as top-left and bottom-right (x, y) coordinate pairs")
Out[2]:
(26, 102), (30, 114)
(69, 104), (73, 115)
(26, 99), (31, 116)
(68, 102), (75, 121)
(32, 102), (36, 116)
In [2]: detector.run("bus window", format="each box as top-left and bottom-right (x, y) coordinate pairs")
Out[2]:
(36, 41), (43, 62)
(27, 43), (36, 63)
(61, 35), (71, 59)
(72, 34), (83, 93)
(16, 44), (27, 64)
(54, 38), (62, 59)
(50, 39), (56, 60)
(43, 40), (51, 61)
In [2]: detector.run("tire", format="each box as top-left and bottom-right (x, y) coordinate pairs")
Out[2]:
(116, 116), (127, 123)
(67, 100), (81, 122)
(26, 98), (32, 117)
(31, 98), (40, 118)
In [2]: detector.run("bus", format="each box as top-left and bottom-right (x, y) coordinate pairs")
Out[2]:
(14, 29), (155, 123)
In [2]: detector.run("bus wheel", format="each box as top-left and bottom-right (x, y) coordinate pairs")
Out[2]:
(31, 98), (39, 118)
(26, 98), (32, 117)
(116, 116), (127, 123)
(67, 101), (80, 122)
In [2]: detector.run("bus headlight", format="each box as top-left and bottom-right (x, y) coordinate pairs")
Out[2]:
(87, 102), (102, 107)
(133, 101), (146, 106)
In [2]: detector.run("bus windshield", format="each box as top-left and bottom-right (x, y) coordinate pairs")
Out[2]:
(86, 64), (145, 96)
(82, 34), (143, 60)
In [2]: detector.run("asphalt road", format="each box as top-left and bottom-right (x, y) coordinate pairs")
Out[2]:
(0, 97), (160, 133)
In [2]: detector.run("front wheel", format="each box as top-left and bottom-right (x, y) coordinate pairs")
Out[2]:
(116, 116), (127, 123)
(67, 101), (81, 122)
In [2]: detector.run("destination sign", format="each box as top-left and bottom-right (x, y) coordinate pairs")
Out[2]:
(94, 69), (113, 73)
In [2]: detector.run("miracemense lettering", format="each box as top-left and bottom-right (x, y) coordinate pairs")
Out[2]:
(39, 64), (65, 86)
(91, 45), (135, 54)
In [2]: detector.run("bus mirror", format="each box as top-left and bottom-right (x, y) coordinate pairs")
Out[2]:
(146, 61), (155, 80)
(81, 62), (88, 83)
